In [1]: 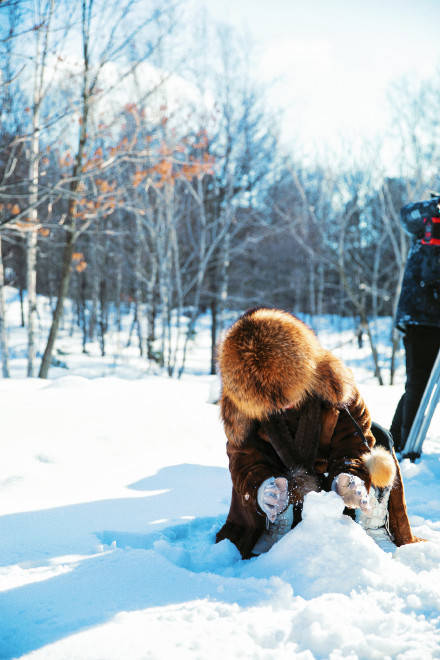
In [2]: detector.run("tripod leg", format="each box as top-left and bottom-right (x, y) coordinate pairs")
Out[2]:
(412, 380), (440, 456)
(402, 348), (440, 459)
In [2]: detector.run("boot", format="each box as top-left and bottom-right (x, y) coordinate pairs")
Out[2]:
(356, 485), (396, 553)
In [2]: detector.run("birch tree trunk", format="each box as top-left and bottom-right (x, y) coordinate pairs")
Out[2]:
(38, 0), (90, 378)
(218, 232), (230, 332)
(26, 226), (37, 376)
(88, 229), (99, 341)
(130, 214), (143, 355)
(27, 0), (54, 376)
(39, 231), (77, 377)
(146, 265), (157, 360)
(168, 185), (183, 375)
(317, 263), (324, 316)
(210, 297), (217, 375)
(210, 232), (230, 374)
(0, 234), (10, 378)
(308, 258), (316, 315)
(178, 177), (207, 377)
(114, 212), (123, 333)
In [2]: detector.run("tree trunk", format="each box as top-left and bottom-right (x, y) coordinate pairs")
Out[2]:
(80, 273), (87, 353)
(218, 232), (230, 335)
(27, 0), (55, 376)
(178, 178), (207, 378)
(26, 56), (41, 377)
(39, 232), (76, 377)
(38, 0), (89, 378)
(114, 213), (123, 333)
(317, 263), (324, 316)
(26, 224), (38, 376)
(168, 187), (183, 376)
(146, 247), (158, 361)
(99, 276), (107, 357)
(88, 232), (99, 340)
(308, 258), (316, 315)
(363, 313), (384, 386)
(210, 297), (217, 375)
(19, 285), (25, 328)
(0, 235), (10, 377)
(131, 214), (144, 356)
(147, 295), (156, 360)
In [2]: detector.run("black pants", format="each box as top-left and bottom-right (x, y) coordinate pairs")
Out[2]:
(371, 421), (394, 451)
(390, 325), (440, 452)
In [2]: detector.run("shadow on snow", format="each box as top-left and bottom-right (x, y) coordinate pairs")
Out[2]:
(0, 464), (259, 659)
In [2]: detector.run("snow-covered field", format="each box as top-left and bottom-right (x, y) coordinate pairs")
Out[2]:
(0, 289), (440, 659)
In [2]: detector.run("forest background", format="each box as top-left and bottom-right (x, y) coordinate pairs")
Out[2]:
(1, 0), (439, 384)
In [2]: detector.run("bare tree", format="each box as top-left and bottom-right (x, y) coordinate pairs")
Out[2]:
(26, 0), (56, 376)
(39, 0), (176, 377)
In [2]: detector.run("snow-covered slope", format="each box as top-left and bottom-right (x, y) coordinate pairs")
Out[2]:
(0, 374), (439, 660)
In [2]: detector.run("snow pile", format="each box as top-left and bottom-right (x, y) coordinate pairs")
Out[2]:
(241, 491), (394, 596)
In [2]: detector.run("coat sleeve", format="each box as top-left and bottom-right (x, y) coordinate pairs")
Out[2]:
(327, 389), (375, 489)
(221, 393), (276, 510)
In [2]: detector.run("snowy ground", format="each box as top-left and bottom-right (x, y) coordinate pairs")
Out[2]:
(0, 290), (440, 659)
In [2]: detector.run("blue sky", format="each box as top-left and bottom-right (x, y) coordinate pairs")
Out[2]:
(201, 0), (440, 157)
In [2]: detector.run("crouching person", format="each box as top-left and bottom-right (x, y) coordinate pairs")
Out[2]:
(215, 308), (421, 559)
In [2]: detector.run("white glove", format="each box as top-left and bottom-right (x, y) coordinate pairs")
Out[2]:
(257, 477), (289, 523)
(332, 473), (370, 512)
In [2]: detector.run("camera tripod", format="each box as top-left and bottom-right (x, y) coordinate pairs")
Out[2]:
(402, 348), (440, 460)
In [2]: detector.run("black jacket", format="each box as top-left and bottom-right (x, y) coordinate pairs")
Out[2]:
(395, 199), (440, 331)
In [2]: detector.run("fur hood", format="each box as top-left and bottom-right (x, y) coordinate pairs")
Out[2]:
(218, 308), (357, 420)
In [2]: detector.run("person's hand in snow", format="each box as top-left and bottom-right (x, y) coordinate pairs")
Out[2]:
(257, 477), (289, 522)
(332, 473), (370, 511)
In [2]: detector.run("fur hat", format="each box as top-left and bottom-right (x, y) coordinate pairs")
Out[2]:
(218, 307), (357, 419)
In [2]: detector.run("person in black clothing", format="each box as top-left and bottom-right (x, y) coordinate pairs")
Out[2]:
(390, 196), (440, 452)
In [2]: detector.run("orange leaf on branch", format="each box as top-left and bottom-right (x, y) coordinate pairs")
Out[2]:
(132, 170), (148, 188)
(75, 261), (87, 273)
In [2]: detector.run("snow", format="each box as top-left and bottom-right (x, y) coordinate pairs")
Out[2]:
(0, 291), (440, 659)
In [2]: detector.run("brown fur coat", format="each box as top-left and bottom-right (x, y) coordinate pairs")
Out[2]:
(216, 308), (418, 559)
